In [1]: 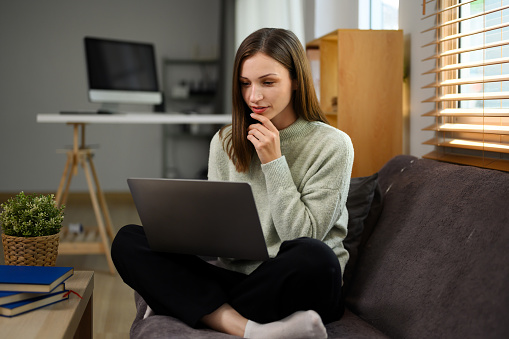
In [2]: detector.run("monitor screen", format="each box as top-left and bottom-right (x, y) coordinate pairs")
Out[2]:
(84, 37), (162, 110)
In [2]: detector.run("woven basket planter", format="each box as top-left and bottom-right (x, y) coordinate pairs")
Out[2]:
(2, 233), (60, 266)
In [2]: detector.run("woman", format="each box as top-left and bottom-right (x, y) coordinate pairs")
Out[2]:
(112, 28), (354, 339)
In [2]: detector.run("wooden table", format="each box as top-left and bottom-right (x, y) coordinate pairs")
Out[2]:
(0, 271), (94, 339)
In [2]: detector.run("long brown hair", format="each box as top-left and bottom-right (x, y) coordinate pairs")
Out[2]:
(221, 28), (328, 173)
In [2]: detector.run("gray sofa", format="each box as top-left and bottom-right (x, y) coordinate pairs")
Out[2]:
(130, 155), (509, 338)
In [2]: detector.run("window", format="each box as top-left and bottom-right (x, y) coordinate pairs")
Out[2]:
(422, 0), (509, 171)
(359, 0), (400, 30)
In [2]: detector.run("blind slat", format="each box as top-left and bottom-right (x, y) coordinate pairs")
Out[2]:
(440, 39), (509, 58)
(422, 151), (476, 165)
(422, 74), (509, 88)
(421, 108), (509, 117)
(422, 81), (440, 88)
(424, 137), (509, 153)
(422, 109), (438, 116)
(421, 22), (509, 49)
(424, 123), (509, 135)
(423, 56), (509, 74)
(421, 4), (509, 33)
(423, 151), (509, 172)
(423, 92), (509, 102)
(442, 21), (509, 43)
(421, 0), (476, 20)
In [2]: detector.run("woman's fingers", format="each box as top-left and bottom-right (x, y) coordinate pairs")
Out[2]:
(249, 113), (277, 132)
(247, 114), (281, 164)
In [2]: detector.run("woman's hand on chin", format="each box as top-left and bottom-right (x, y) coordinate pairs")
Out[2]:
(247, 113), (282, 164)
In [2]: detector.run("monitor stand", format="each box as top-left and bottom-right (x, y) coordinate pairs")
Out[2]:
(97, 103), (120, 114)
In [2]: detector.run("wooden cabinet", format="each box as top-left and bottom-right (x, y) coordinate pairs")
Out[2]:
(306, 29), (403, 177)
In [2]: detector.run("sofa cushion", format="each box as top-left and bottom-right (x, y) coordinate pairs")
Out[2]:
(346, 155), (509, 338)
(132, 291), (388, 338)
(343, 172), (383, 292)
(131, 291), (238, 338)
(326, 308), (389, 338)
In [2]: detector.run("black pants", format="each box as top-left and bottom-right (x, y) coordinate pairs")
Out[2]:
(111, 224), (345, 328)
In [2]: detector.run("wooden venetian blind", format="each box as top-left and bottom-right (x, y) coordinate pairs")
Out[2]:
(421, 0), (509, 171)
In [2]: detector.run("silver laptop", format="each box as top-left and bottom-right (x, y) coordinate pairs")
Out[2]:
(127, 178), (269, 261)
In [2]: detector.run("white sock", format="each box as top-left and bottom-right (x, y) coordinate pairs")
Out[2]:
(244, 310), (327, 339)
(143, 305), (155, 319)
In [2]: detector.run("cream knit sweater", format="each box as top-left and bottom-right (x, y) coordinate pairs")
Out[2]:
(208, 118), (354, 276)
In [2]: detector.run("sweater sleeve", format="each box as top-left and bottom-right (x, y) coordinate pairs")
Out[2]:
(207, 131), (228, 182)
(261, 131), (354, 241)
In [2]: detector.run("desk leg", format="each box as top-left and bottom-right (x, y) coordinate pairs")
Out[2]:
(74, 292), (93, 339)
(88, 154), (115, 240)
(81, 152), (116, 274)
(56, 150), (79, 207)
(55, 123), (116, 274)
(56, 152), (72, 206)
(57, 123), (81, 206)
(62, 159), (77, 207)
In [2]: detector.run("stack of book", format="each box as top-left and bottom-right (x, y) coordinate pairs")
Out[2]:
(0, 265), (74, 317)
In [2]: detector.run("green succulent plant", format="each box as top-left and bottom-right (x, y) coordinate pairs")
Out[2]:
(0, 192), (65, 237)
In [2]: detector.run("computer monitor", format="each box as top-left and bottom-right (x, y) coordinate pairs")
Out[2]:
(84, 37), (162, 113)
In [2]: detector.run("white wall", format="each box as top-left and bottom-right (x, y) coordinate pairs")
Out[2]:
(398, 0), (434, 157)
(235, 0), (305, 50)
(0, 0), (221, 193)
(314, 0), (358, 38)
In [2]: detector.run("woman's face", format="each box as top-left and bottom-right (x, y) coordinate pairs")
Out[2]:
(239, 52), (297, 130)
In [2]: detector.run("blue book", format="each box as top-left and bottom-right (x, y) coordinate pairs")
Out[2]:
(0, 283), (66, 304)
(0, 290), (69, 317)
(0, 265), (73, 293)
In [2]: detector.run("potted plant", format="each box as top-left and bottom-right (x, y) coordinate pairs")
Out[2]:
(0, 192), (65, 266)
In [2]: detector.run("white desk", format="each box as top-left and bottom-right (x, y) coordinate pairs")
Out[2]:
(37, 113), (231, 273)
(36, 112), (232, 124)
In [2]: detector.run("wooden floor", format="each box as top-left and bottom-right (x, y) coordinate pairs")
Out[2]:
(0, 192), (140, 339)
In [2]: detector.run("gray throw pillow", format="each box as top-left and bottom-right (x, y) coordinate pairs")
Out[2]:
(343, 172), (383, 292)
